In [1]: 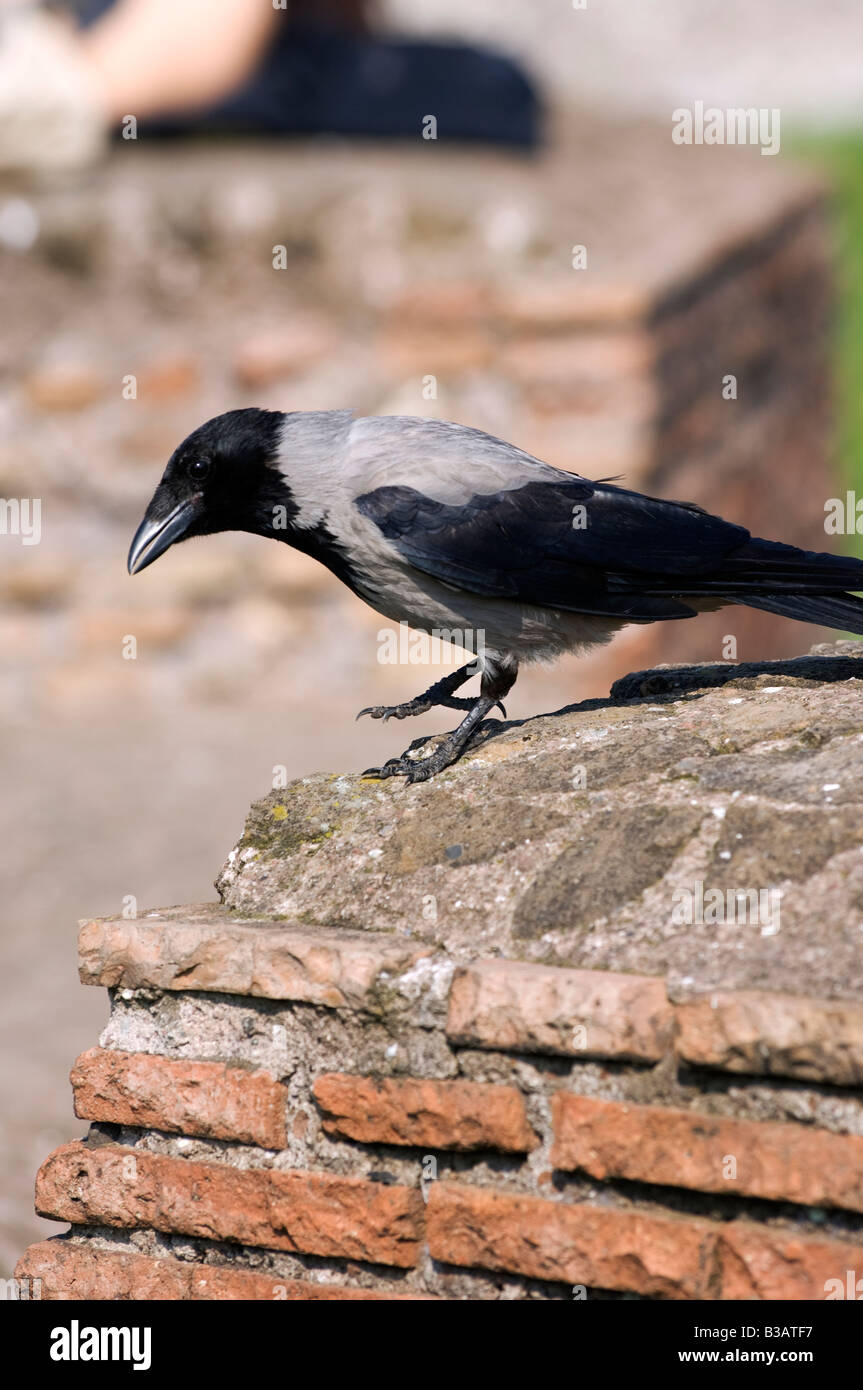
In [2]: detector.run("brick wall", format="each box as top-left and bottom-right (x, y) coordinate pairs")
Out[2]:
(16, 646), (863, 1301)
(17, 908), (863, 1300)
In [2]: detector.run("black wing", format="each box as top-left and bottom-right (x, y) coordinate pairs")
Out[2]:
(356, 479), (863, 622)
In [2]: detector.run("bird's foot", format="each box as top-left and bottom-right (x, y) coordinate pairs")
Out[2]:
(361, 665), (516, 784)
(363, 701), (503, 783)
(356, 664), (504, 724)
(356, 694), (476, 723)
(362, 732), (472, 783)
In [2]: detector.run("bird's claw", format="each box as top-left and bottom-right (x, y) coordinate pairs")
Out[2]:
(356, 702), (431, 723)
(356, 693), (484, 723)
(360, 702), (506, 783)
(362, 736), (466, 784)
(362, 755), (418, 780)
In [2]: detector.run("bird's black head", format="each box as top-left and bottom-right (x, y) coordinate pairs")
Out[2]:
(127, 408), (287, 575)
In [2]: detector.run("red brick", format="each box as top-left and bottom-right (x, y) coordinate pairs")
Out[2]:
(313, 1074), (538, 1152)
(232, 316), (336, 388)
(120, 419), (192, 463)
(36, 1143), (422, 1268)
(76, 608), (191, 652)
(379, 327), (493, 375)
(77, 908), (433, 1010)
(23, 364), (103, 411)
(447, 960), (673, 1062)
(15, 1241), (429, 1301)
(21, 1218), (861, 1303)
(494, 278), (649, 328)
(552, 1093), (863, 1213)
(390, 281), (490, 325)
(135, 354), (199, 400)
(675, 989), (863, 1087)
(501, 332), (652, 386)
(715, 1224), (863, 1301)
(501, 336), (655, 418)
(427, 1182), (713, 1298)
(427, 1181), (863, 1300)
(71, 1047), (287, 1149)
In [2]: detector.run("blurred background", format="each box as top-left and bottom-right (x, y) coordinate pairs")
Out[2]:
(2, 0), (863, 1274)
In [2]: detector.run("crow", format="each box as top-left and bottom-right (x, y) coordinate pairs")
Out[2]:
(128, 408), (863, 782)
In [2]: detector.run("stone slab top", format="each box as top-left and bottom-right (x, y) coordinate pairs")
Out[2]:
(79, 644), (863, 1004)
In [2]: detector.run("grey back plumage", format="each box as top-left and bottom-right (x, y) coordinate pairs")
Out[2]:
(275, 411), (563, 525)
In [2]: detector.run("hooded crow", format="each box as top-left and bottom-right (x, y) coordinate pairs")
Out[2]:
(128, 408), (863, 781)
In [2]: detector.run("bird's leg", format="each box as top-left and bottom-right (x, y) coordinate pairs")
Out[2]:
(364, 655), (518, 783)
(357, 660), (494, 723)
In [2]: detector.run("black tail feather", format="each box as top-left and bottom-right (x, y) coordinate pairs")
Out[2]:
(719, 537), (863, 593)
(614, 537), (863, 598)
(734, 591), (863, 636)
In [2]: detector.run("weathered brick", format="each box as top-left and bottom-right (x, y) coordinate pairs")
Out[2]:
(427, 1182), (863, 1300)
(78, 908), (433, 1010)
(71, 1047), (287, 1149)
(379, 326), (493, 374)
(15, 1240), (429, 1300)
(427, 1182), (713, 1298)
(76, 607), (191, 653)
(715, 1224), (863, 1301)
(389, 280), (490, 325)
(24, 364), (104, 411)
(494, 278), (649, 328)
(447, 960), (673, 1062)
(36, 1143), (423, 1268)
(135, 353), (199, 400)
(501, 332), (652, 387)
(552, 1093), (863, 1213)
(232, 317), (336, 388)
(314, 1074), (538, 1152)
(675, 989), (863, 1087)
(501, 335), (655, 418)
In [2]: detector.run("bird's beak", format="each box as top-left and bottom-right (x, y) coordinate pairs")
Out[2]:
(127, 498), (199, 575)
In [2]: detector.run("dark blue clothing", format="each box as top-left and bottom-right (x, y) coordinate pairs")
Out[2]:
(73, 5), (541, 147)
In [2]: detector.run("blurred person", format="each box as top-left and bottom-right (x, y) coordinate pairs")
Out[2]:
(0, 0), (540, 177)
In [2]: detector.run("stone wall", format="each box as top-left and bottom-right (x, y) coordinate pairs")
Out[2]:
(16, 643), (863, 1300)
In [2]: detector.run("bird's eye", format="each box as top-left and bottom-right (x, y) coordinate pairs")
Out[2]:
(187, 458), (211, 482)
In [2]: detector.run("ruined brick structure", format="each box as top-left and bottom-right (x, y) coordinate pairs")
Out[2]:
(17, 646), (863, 1300)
